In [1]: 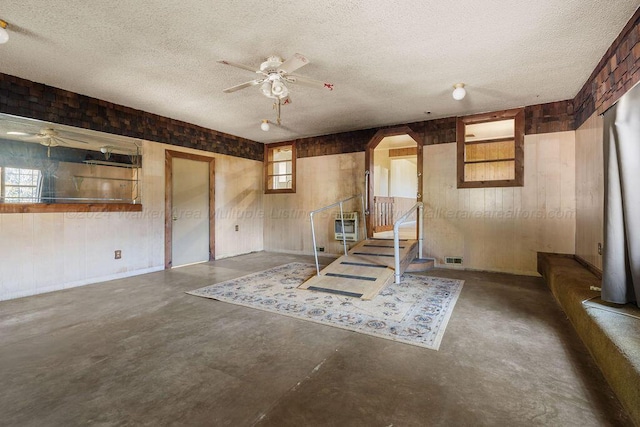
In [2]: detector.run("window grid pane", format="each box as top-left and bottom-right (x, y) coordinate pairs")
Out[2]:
(3, 167), (42, 203)
(265, 144), (294, 192)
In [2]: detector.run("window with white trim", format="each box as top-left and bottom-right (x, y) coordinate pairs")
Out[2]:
(264, 142), (296, 193)
(1, 167), (43, 203)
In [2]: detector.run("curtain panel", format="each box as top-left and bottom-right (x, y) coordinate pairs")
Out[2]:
(602, 83), (640, 307)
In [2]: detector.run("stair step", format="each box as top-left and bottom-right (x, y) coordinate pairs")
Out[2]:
(405, 257), (436, 273)
(299, 239), (419, 300)
(299, 254), (394, 300)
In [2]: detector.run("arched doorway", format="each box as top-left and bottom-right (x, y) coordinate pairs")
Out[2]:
(365, 126), (423, 239)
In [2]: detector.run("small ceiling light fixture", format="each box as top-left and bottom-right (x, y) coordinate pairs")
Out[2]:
(100, 146), (113, 159)
(452, 83), (466, 101)
(260, 119), (270, 132)
(0, 19), (9, 44)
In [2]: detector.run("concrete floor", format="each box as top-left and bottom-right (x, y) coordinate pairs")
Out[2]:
(0, 252), (632, 426)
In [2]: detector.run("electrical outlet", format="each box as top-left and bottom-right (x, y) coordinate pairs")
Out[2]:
(114, 250), (122, 259)
(235, 224), (239, 232)
(317, 247), (325, 252)
(598, 243), (602, 255)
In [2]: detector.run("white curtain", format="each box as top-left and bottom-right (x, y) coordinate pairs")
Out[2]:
(602, 83), (640, 307)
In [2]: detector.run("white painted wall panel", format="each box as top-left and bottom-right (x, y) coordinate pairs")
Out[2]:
(0, 140), (264, 301)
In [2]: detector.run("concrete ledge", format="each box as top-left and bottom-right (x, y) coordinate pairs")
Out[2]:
(538, 253), (640, 426)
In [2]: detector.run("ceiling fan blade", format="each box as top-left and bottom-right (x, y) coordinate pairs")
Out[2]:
(278, 53), (309, 75)
(286, 74), (334, 91)
(218, 60), (260, 73)
(57, 135), (89, 144)
(223, 79), (265, 93)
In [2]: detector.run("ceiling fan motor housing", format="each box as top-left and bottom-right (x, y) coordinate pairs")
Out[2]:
(260, 56), (284, 73)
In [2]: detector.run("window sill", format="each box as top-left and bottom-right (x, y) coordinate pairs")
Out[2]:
(0, 203), (143, 214)
(457, 179), (523, 189)
(264, 189), (296, 194)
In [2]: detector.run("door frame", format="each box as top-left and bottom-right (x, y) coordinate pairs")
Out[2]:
(164, 150), (215, 269)
(365, 126), (423, 238)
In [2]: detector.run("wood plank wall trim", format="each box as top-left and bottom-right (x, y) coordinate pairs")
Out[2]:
(574, 255), (604, 280)
(0, 74), (264, 162)
(293, 101), (574, 158)
(0, 203), (143, 214)
(574, 7), (640, 128)
(389, 147), (418, 157)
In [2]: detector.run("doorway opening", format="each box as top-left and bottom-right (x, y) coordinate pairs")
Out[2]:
(164, 150), (215, 269)
(365, 126), (423, 239)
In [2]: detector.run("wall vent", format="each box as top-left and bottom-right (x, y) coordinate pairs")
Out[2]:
(445, 256), (463, 265)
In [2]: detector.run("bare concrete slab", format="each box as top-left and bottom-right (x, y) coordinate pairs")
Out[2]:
(0, 252), (632, 426)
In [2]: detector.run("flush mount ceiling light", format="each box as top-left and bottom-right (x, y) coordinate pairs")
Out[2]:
(0, 19), (9, 44)
(452, 83), (466, 100)
(260, 119), (270, 132)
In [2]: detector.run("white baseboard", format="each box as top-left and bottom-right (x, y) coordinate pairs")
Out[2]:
(0, 266), (165, 302)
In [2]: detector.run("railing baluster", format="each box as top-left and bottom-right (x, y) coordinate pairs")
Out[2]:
(311, 211), (320, 275)
(339, 201), (347, 256)
(393, 201), (424, 284)
(309, 194), (367, 275)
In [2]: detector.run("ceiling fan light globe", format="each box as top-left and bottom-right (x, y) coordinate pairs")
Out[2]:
(0, 20), (8, 44)
(272, 80), (286, 95)
(261, 81), (272, 97)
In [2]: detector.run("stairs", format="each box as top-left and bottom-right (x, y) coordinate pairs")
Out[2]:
(299, 239), (434, 300)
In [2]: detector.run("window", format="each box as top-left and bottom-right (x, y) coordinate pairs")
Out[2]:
(0, 167), (43, 203)
(264, 142), (296, 193)
(457, 108), (524, 188)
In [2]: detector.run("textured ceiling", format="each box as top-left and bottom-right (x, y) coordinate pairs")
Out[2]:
(0, 1), (638, 144)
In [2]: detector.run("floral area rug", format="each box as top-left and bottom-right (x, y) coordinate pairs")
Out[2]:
(187, 262), (464, 350)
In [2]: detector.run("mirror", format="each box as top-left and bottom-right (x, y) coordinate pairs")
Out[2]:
(0, 114), (142, 205)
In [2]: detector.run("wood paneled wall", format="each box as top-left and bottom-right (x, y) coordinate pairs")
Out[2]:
(264, 132), (576, 276)
(422, 132), (576, 275)
(575, 112), (604, 271)
(263, 153), (365, 255)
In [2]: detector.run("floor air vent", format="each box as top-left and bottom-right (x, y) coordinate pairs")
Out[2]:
(445, 256), (463, 265)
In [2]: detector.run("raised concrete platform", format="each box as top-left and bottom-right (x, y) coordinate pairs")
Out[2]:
(538, 253), (640, 426)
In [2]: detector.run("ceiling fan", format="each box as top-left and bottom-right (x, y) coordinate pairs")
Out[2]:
(9, 128), (89, 157)
(218, 53), (334, 126)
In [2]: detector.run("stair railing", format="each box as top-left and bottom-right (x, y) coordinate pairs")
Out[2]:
(393, 202), (424, 284)
(310, 194), (367, 276)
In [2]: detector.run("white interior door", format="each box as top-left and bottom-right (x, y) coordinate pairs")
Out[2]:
(171, 157), (210, 267)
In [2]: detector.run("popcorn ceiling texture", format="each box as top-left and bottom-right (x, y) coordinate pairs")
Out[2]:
(0, 1), (637, 144)
(1, 5), (639, 160)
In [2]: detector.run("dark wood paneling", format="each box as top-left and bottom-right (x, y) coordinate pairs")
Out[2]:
(574, 7), (640, 127)
(0, 73), (263, 161)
